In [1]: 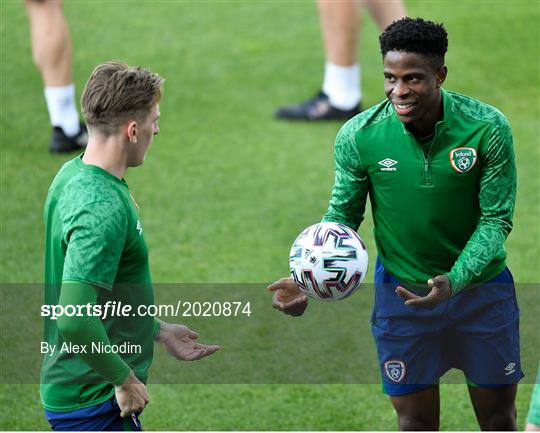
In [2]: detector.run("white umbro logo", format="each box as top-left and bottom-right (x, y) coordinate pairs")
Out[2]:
(136, 220), (143, 235)
(504, 363), (516, 375)
(378, 158), (398, 171)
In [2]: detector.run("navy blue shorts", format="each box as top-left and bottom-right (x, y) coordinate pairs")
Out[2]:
(45, 397), (142, 431)
(371, 258), (523, 396)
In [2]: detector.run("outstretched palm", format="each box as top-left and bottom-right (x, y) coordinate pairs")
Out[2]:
(395, 275), (452, 309)
(157, 323), (220, 361)
(267, 277), (308, 316)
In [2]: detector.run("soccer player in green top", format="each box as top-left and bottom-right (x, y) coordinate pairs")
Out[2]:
(269, 18), (521, 430)
(42, 61), (220, 431)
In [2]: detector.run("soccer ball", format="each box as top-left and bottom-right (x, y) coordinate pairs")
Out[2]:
(289, 222), (368, 301)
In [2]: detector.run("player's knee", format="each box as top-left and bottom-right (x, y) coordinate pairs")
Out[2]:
(30, 47), (47, 69)
(24, 0), (63, 16)
(397, 414), (438, 431)
(24, 0), (62, 11)
(484, 408), (517, 431)
(25, 0), (63, 5)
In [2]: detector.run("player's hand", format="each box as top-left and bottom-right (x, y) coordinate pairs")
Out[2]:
(114, 370), (149, 418)
(395, 275), (452, 309)
(267, 277), (308, 317)
(155, 321), (220, 361)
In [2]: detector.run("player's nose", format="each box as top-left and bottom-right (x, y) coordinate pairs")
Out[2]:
(393, 80), (409, 97)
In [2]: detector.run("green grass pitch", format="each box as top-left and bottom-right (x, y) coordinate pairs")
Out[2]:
(1, 1), (538, 430)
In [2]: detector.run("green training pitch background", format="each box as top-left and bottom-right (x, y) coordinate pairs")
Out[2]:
(1, 0), (538, 430)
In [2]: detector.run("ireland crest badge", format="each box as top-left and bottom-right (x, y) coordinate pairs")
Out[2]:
(449, 147), (477, 173)
(384, 360), (406, 383)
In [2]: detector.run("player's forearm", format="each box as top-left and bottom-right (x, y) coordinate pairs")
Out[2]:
(56, 281), (131, 386)
(323, 122), (368, 230)
(322, 171), (368, 230)
(446, 220), (511, 294)
(57, 311), (131, 385)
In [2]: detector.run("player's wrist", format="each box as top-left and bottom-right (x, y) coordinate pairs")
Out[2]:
(153, 318), (162, 341)
(115, 369), (137, 388)
(155, 320), (174, 344)
(445, 271), (464, 296)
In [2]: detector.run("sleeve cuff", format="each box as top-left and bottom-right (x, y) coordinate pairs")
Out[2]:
(112, 363), (131, 386)
(321, 214), (359, 230)
(446, 270), (470, 296)
(153, 317), (161, 340)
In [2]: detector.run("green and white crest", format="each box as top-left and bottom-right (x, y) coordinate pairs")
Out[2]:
(449, 147), (477, 173)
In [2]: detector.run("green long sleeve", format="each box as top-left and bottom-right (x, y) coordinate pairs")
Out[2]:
(446, 121), (516, 294)
(322, 122), (369, 230)
(56, 281), (131, 386)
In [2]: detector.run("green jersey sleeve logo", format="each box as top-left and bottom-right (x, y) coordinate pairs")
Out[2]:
(449, 147), (477, 173)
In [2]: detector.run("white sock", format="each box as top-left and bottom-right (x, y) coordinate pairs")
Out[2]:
(322, 62), (362, 110)
(44, 84), (81, 137)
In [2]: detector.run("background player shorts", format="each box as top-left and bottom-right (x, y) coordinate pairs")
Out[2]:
(371, 257), (523, 396)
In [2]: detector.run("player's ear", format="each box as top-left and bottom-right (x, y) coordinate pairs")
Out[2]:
(436, 66), (448, 88)
(126, 120), (138, 144)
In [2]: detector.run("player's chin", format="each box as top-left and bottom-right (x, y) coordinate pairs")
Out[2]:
(394, 105), (425, 125)
(395, 111), (419, 124)
(130, 155), (147, 167)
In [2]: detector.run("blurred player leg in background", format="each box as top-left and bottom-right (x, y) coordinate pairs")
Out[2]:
(526, 367), (540, 431)
(24, 0), (87, 153)
(275, 0), (406, 121)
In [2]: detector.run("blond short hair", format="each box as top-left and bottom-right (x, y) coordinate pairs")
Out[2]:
(81, 61), (163, 135)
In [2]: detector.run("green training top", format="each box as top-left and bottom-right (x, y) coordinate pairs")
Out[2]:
(41, 155), (155, 412)
(322, 89), (516, 294)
